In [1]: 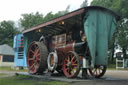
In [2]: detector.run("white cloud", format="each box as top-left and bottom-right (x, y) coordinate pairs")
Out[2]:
(0, 0), (92, 21)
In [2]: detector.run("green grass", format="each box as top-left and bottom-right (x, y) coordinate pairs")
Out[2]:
(108, 63), (116, 68)
(107, 62), (128, 70)
(0, 73), (8, 76)
(0, 66), (27, 72)
(0, 75), (69, 85)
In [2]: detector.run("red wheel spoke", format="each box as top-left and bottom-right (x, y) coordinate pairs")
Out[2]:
(30, 50), (35, 54)
(36, 48), (40, 54)
(71, 56), (75, 62)
(30, 63), (35, 69)
(37, 56), (40, 61)
(34, 48), (39, 56)
(28, 58), (33, 60)
(72, 64), (77, 66)
(73, 59), (77, 64)
(37, 53), (40, 56)
(33, 63), (36, 69)
(71, 58), (77, 65)
(32, 64), (36, 72)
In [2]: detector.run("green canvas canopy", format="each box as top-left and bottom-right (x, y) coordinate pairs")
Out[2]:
(84, 8), (117, 67)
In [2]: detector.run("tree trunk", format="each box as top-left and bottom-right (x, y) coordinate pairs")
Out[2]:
(111, 37), (115, 62)
(111, 46), (115, 62)
(122, 48), (126, 59)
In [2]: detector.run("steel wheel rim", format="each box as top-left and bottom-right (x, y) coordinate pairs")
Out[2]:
(27, 42), (41, 74)
(63, 52), (80, 78)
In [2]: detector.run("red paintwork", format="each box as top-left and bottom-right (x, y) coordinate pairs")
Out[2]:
(19, 42), (24, 44)
(18, 39), (24, 41)
(18, 46), (24, 48)
(56, 41), (74, 54)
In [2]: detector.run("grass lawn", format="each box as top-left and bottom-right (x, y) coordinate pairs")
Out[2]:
(0, 66), (27, 72)
(0, 73), (8, 76)
(0, 75), (69, 85)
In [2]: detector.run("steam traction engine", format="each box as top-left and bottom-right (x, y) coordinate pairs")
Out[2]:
(48, 33), (87, 78)
(24, 6), (120, 78)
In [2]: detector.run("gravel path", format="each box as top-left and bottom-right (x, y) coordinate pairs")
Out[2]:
(0, 70), (128, 85)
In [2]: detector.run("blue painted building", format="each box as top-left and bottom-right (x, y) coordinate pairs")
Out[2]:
(13, 34), (27, 67)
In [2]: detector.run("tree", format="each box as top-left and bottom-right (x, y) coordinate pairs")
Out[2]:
(80, 0), (88, 7)
(43, 5), (70, 22)
(0, 20), (20, 47)
(20, 12), (44, 30)
(43, 12), (55, 22)
(116, 21), (128, 59)
(91, 0), (128, 59)
(20, 6), (70, 30)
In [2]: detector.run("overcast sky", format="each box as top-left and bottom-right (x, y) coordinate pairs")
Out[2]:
(0, 0), (92, 21)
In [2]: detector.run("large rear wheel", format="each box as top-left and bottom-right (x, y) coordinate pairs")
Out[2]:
(27, 41), (48, 74)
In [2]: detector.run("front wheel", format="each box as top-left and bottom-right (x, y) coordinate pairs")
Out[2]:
(63, 51), (80, 78)
(89, 65), (107, 78)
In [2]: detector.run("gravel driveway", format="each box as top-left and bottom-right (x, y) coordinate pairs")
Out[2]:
(0, 69), (128, 85)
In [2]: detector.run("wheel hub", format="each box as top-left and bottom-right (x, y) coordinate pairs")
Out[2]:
(33, 56), (36, 59)
(67, 62), (71, 67)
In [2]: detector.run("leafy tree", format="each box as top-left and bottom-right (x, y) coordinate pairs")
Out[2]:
(0, 20), (20, 47)
(43, 12), (55, 22)
(42, 5), (70, 23)
(20, 12), (44, 30)
(43, 8), (69, 23)
(20, 6), (70, 30)
(91, 0), (128, 59)
(80, 0), (88, 7)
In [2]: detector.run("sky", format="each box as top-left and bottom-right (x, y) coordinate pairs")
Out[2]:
(0, 0), (92, 21)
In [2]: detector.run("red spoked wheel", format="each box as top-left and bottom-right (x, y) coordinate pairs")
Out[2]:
(89, 65), (107, 78)
(27, 41), (48, 74)
(63, 51), (80, 78)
